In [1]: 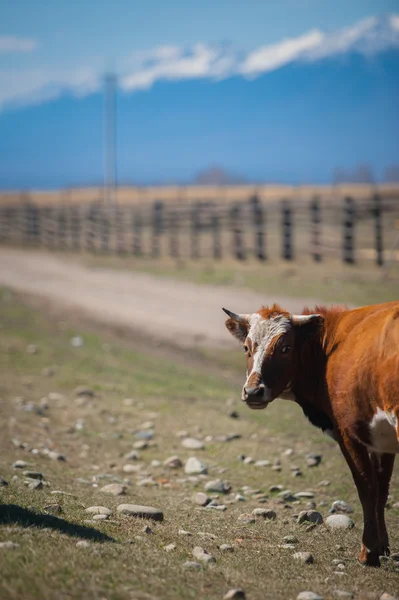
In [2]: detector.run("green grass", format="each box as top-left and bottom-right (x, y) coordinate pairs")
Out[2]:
(0, 289), (398, 600)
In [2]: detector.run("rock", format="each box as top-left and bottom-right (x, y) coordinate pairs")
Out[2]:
(325, 515), (354, 530)
(297, 593), (323, 600)
(332, 592), (353, 599)
(204, 479), (231, 494)
(28, 480), (43, 490)
(117, 504), (163, 521)
(71, 336), (84, 348)
(12, 460), (27, 469)
(51, 490), (76, 497)
(74, 386), (94, 397)
(237, 514), (255, 524)
(142, 525), (153, 534)
(277, 490), (296, 502)
(181, 438), (204, 450)
(0, 476), (8, 486)
(206, 503), (227, 511)
(0, 541), (19, 549)
(184, 457), (207, 475)
(76, 540), (90, 548)
(164, 543), (176, 552)
(284, 535), (299, 544)
(380, 594), (398, 600)
(292, 469), (303, 477)
(100, 483), (126, 496)
(294, 491), (315, 499)
(192, 492), (210, 507)
(48, 451), (66, 461)
(23, 471), (43, 480)
(293, 551), (314, 564)
(133, 441), (148, 450)
(234, 494), (246, 502)
(164, 456), (183, 469)
(243, 457), (254, 465)
(85, 506), (112, 516)
(229, 411), (240, 419)
(223, 590), (246, 600)
(298, 511), (323, 525)
(330, 500), (354, 514)
(123, 464), (142, 474)
(269, 485), (284, 492)
(219, 544), (234, 552)
(92, 514), (109, 521)
(252, 508), (276, 520)
(318, 480), (331, 487)
(124, 450), (141, 461)
(44, 504), (62, 515)
(183, 561), (202, 570)
(282, 448), (295, 457)
(306, 454), (322, 467)
(178, 529), (192, 536)
(254, 460), (270, 467)
(137, 477), (158, 487)
(27, 344), (38, 354)
(192, 546), (216, 564)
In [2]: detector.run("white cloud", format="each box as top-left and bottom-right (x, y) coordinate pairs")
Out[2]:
(121, 43), (237, 91)
(0, 35), (37, 53)
(240, 30), (324, 76)
(0, 67), (99, 110)
(0, 13), (399, 110)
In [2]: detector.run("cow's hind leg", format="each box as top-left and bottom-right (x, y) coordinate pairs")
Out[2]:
(338, 433), (380, 566)
(371, 452), (395, 557)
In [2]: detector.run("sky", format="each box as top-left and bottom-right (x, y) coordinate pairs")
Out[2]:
(0, 0), (398, 187)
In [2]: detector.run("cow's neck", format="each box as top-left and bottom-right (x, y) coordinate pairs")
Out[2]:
(289, 307), (346, 434)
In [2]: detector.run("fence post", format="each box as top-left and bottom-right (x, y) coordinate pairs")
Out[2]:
(373, 194), (384, 267)
(101, 208), (110, 253)
(342, 196), (355, 264)
(71, 205), (81, 251)
(310, 197), (322, 262)
(211, 208), (222, 260)
(132, 210), (142, 256)
(169, 209), (180, 259)
(281, 200), (293, 261)
(230, 203), (245, 260)
(152, 201), (163, 258)
(249, 194), (266, 260)
(57, 207), (67, 250)
(191, 203), (201, 259)
(116, 206), (126, 255)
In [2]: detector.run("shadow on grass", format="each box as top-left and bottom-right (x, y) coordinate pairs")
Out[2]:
(0, 504), (115, 542)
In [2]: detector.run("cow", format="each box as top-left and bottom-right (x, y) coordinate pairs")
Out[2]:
(223, 301), (399, 567)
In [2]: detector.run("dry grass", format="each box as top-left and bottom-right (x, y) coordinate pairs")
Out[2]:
(2, 183), (399, 206)
(0, 290), (398, 600)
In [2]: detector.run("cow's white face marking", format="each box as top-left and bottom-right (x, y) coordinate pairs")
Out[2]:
(244, 314), (291, 389)
(368, 408), (399, 454)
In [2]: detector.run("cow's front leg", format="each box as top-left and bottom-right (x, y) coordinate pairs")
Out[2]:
(338, 433), (380, 566)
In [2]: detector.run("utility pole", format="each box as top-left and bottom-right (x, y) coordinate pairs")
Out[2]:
(103, 73), (117, 204)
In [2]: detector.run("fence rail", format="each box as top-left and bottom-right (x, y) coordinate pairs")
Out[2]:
(1, 194), (398, 266)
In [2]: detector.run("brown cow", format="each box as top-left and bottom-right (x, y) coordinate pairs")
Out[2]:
(223, 301), (399, 567)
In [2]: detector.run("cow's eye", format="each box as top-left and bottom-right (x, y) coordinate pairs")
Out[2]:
(281, 345), (291, 354)
(243, 345), (249, 354)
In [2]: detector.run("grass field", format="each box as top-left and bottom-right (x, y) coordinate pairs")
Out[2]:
(0, 289), (398, 600)
(79, 254), (399, 308)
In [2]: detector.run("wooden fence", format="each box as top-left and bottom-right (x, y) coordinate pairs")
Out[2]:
(0, 194), (398, 266)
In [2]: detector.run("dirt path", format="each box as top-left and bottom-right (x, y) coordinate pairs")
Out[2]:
(0, 248), (320, 349)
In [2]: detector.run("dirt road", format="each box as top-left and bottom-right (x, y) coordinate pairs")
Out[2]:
(0, 249), (320, 348)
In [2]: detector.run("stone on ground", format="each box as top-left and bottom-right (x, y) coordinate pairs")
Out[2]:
(0, 541), (19, 549)
(325, 515), (354, 530)
(181, 438), (204, 450)
(85, 506), (112, 516)
(183, 561), (202, 570)
(100, 483), (126, 496)
(297, 593), (323, 600)
(184, 457), (207, 475)
(204, 479), (231, 493)
(192, 546), (216, 564)
(298, 510), (323, 525)
(164, 455), (183, 468)
(192, 492), (210, 506)
(117, 504), (163, 521)
(293, 551), (314, 564)
(252, 508), (276, 520)
(76, 540), (90, 548)
(223, 590), (246, 600)
(330, 500), (353, 514)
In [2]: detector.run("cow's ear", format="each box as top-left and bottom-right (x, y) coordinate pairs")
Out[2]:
(222, 308), (250, 343)
(292, 314), (324, 337)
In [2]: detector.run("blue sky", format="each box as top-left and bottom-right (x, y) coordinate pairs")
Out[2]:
(0, 1), (398, 187)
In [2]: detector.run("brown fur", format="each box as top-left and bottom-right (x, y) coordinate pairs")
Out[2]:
(225, 300), (399, 567)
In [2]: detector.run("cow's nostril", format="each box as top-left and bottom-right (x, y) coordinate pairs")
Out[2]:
(245, 386), (264, 398)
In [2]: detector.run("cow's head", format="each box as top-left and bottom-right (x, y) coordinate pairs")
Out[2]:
(223, 305), (323, 409)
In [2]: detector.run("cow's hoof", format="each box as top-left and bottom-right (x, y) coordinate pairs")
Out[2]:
(358, 548), (381, 567)
(379, 544), (390, 557)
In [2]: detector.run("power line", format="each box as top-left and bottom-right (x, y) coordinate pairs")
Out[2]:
(104, 73), (117, 204)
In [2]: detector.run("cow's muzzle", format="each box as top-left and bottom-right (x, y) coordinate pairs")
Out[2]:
(242, 384), (272, 409)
